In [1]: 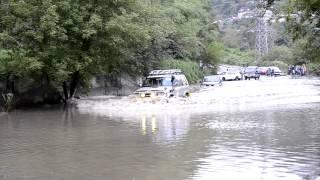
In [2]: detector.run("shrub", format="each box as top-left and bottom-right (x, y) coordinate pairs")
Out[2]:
(222, 48), (255, 66)
(308, 63), (320, 76)
(159, 59), (203, 83)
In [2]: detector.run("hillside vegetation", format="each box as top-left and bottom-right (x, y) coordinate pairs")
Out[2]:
(0, 0), (220, 107)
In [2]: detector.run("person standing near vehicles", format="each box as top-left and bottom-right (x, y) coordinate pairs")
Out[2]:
(267, 68), (271, 76)
(292, 65), (296, 76)
(240, 67), (244, 80)
(288, 65), (291, 75)
(302, 64), (307, 76)
(295, 65), (300, 76)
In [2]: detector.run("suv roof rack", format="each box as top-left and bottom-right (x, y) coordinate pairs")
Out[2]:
(149, 69), (183, 75)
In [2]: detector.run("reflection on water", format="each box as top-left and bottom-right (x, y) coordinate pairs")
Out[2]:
(139, 114), (191, 143)
(0, 104), (320, 180)
(141, 115), (159, 135)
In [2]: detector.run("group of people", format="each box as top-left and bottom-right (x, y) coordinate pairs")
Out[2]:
(266, 68), (276, 76)
(288, 64), (307, 76)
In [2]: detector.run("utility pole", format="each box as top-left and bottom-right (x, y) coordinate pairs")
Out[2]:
(255, 0), (269, 64)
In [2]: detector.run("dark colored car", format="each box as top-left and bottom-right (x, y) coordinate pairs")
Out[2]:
(244, 66), (260, 80)
(257, 67), (268, 75)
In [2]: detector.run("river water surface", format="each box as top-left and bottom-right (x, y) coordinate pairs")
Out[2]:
(0, 77), (320, 180)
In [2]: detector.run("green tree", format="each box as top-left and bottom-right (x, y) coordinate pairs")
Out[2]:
(0, 0), (219, 108)
(0, 0), (135, 103)
(262, 46), (293, 64)
(200, 42), (224, 73)
(269, 0), (320, 63)
(222, 48), (255, 66)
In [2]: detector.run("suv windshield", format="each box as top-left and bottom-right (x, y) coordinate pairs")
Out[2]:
(142, 77), (172, 87)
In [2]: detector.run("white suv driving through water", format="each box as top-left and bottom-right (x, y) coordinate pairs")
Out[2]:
(134, 69), (190, 98)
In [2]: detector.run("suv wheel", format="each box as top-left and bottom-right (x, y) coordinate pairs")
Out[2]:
(222, 77), (226, 81)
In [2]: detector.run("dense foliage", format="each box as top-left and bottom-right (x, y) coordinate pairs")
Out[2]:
(286, 0), (320, 63)
(264, 0), (320, 72)
(0, 0), (218, 105)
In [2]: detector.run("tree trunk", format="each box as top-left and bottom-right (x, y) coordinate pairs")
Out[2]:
(62, 81), (69, 102)
(69, 71), (80, 99)
(3, 74), (15, 112)
(4, 74), (15, 94)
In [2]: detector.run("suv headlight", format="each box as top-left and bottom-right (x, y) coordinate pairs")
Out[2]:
(140, 93), (146, 98)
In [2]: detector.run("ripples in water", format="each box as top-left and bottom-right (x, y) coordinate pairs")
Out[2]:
(1, 78), (320, 180)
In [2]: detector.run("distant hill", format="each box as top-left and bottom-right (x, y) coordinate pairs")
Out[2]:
(211, 0), (255, 20)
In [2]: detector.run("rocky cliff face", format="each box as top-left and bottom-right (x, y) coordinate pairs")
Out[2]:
(212, 0), (255, 19)
(0, 78), (62, 111)
(0, 72), (141, 111)
(87, 73), (140, 97)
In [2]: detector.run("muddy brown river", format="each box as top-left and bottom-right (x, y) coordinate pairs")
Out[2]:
(0, 77), (320, 180)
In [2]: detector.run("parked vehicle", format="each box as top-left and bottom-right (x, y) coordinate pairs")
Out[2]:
(257, 67), (269, 75)
(201, 75), (222, 87)
(244, 66), (260, 80)
(267, 66), (285, 76)
(134, 69), (190, 98)
(219, 71), (241, 81)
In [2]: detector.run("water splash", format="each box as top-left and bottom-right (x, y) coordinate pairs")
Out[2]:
(77, 77), (320, 117)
